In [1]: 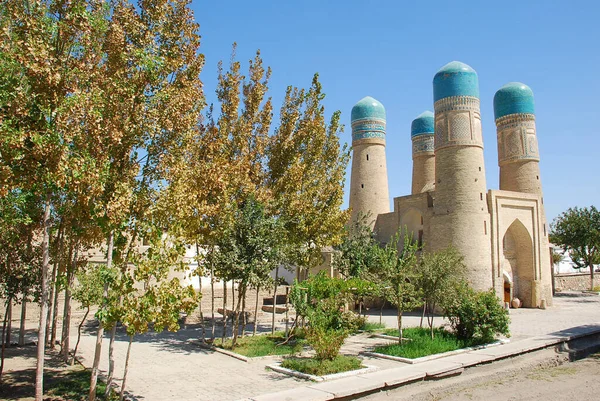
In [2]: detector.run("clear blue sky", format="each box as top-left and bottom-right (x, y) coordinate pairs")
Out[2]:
(190, 0), (599, 222)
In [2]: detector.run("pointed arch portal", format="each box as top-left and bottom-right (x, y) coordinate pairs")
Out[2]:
(502, 219), (535, 307)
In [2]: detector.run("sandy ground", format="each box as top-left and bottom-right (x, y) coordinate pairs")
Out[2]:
(360, 348), (600, 401)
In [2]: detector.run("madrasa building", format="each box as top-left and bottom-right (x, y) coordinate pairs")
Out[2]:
(349, 61), (552, 308)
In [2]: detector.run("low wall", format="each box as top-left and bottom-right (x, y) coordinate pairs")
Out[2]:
(554, 272), (600, 291)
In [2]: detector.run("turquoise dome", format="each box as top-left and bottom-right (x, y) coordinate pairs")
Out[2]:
(411, 111), (434, 137)
(351, 96), (386, 121)
(433, 61), (479, 102)
(493, 82), (535, 120)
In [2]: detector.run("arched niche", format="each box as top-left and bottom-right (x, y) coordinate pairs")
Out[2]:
(400, 208), (424, 247)
(502, 219), (535, 307)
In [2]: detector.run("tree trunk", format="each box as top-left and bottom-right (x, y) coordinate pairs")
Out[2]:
(397, 308), (403, 345)
(195, 242), (205, 342)
(221, 281), (227, 345)
(35, 195), (51, 401)
(241, 287), (247, 338)
(89, 230), (114, 401)
(429, 302), (436, 340)
(210, 265), (215, 341)
(232, 284), (244, 346)
(50, 268), (61, 349)
(380, 299), (385, 325)
(19, 295), (26, 346)
(105, 324), (117, 398)
(72, 307), (89, 365)
(61, 252), (75, 363)
(119, 334), (134, 401)
(590, 261), (595, 291)
(45, 262), (57, 347)
(284, 286), (289, 339)
(1, 300), (10, 379)
(5, 302), (11, 346)
(46, 224), (62, 347)
(253, 286), (260, 336)
(420, 303), (426, 328)
(231, 280), (235, 318)
(271, 266), (279, 335)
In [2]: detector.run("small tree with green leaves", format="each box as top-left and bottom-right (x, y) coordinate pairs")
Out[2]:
(417, 247), (466, 339)
(374, 232), (422, 344)
(550, 206), (600, 290)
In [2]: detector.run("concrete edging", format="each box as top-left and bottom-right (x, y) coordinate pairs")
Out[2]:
(266, 362), (379, 382)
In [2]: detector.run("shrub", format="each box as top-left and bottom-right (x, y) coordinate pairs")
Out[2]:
(443, 285), (510, 343)
(289, 272), (367, 360)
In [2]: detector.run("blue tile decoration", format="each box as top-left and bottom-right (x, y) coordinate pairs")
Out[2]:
(411, 111), (435, 137)
(352, 96), (386, 142)
(493, 82), (535, 120)
(433, 61), (479, 102)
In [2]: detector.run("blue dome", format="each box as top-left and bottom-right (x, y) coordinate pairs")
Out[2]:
(493, 82), (535, 120)
(433, 61), (479, 102)
(411, 111), (434, 137)
(351, 96), (386, 121)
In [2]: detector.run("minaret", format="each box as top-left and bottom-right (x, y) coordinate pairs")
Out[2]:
(411, 111), (435, 194)
(494, 83), (543, 196)
(349, 96), (390, 228)
(494, 82), (552, 305)
(429, 61), (493, 291)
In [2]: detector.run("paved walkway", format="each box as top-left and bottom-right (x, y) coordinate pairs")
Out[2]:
(7, 292), (600, 401)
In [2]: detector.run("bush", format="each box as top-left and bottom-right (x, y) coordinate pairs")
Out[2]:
(289, 272), (366, 360)
(443, 286), (510, 343)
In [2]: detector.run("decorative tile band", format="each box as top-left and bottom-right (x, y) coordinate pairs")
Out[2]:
(412, 134), (434, 156)
(496, 113), (539, 165)
(352, 117), (386, 142)
(434, 96), (483, 150)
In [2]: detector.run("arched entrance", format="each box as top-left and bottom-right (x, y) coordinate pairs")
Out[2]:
(502, 219), (535, 307)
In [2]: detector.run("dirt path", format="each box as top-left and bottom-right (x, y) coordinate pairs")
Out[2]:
(360, 348), (600, 401)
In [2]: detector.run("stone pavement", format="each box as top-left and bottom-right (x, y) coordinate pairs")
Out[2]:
(6, 291), (600, 401)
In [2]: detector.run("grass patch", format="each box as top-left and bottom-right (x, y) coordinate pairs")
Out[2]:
(46, 367), (117, 401)
(374, 327), (487, 359)
(281, 355), (363, 376)
(217, 331), (306, 357)
(360, 322), (386, 332)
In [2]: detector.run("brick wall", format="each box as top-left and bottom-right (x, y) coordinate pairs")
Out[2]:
(554, 273), (600, 291)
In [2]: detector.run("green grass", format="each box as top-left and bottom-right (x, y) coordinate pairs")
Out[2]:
(218, 331), (306, 357)
(360, 322), (386, 332)
(374, 327), (487, 359)
(281, 355), (363, 376)
(46, 367), (117, 401)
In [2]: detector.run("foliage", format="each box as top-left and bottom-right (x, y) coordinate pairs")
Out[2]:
(373, 231), (422, 344)
(417, 247), (466, 337)
(218, 331), (306, 357)
(72, 265), (110, 311)
(550, 207), (600, 290)
(280, 355), (362, 376)
(289, 272), (367, 360)
(443, 285), (510, 343)
(332, 213), (380, 278)
(374, 327), (487, 359)
(359, 322), (386, 333)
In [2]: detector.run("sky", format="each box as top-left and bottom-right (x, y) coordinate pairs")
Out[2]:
(190, 0), (599, 222)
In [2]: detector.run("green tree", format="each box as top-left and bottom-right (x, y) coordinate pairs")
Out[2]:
(550, 206), (600, 290)
(417, 247), (466, 338)
(375, 232), (422, 344)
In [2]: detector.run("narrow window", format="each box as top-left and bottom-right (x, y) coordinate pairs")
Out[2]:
(418, 230), (424, 247)
(484, 221), (487, 235)
(366, 154), (369, 161)
(480, 193), (483, 201)
(361, 184), (364, 188)
(479, 167), (482, 172)
(536, 175), (539, 180)
(420, 216), (424, 225)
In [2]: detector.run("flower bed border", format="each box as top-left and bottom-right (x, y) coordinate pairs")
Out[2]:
(266, 361), (378, 382)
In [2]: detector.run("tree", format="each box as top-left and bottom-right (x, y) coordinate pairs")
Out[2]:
(417, 247), (466, 338)
(374, 232), (422, 344)
(550, 206), (600, 290)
